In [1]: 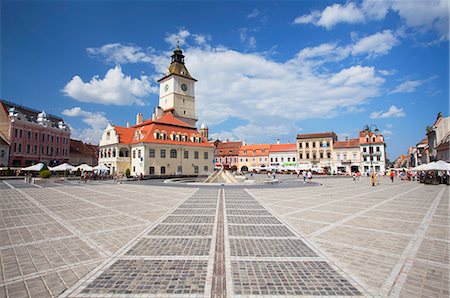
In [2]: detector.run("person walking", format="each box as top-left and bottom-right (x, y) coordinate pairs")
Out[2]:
(370, 172), (376, 186)
(390, 170), (395, 182)
(357, 171), (361, 182)
(307, 170), (312, 183)
(302, 170), (307, 183)
(352, 172), (356, 183)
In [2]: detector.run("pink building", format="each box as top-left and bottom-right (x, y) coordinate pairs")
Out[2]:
(0, 100), (70, 168)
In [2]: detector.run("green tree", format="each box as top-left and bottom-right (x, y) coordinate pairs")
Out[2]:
(39, 170), (51, 179)
(125, 168), (131, 178)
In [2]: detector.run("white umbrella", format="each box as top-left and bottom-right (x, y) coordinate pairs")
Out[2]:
(21, 163), (45, 171)
(49, 163), (75, 171)
(74, 164), (94, 172)
(423, 161), (450, 171)
(93, 164), (109, 171)
(411, 164), (428, 171)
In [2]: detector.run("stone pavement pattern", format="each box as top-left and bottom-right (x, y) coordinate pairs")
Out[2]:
(0, 178), (448, 297)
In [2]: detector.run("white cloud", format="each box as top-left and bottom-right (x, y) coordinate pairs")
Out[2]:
(62, 107), (109, 144)
(351, 30), (399, 57)
(165, 29), (191, 47)
(239, 28), (258, 49)
(386, 123), (393, 128)
(296, 31), (399, 63)
(247, 9), (261, 19)
(317, 2), (365, 29)
(87, 43), (154, 64)
(390, 79), (424, 93)
(391, 0), (448, 39)
(85, 33), (387, 144)
(294, 2), (364, 29)
(370, 105), (406, 119)
(390, 76), (437, 94)
(62, 66), (156, 105)
(293, 0), (448, 40)
(381, 129), (393, 136)
(379, 69), (397, 76)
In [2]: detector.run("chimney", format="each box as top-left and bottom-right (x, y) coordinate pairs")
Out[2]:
(136, 113), (143, 125)
(276, 139), (280, 144)
(126, 122), (130, 128)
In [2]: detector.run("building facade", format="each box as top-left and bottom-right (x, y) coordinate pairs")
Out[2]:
(0, 133), (9, 167)
(296, 132), (337, 172)
(214, 140), (242, 170)
(269, 143), (297, 171)
(0, 100), (70, 167)
(427, 114), (449, 162)
(98, 46), (214, 176)
(238, 144), (270, 172)
(332, 138), (361, 174)
(69, 139), (98, 166)
(359, 131), (387, 174)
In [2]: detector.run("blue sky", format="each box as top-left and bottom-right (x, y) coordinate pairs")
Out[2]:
(1, 0), (448, 160)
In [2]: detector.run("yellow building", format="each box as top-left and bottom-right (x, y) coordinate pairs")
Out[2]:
(296, 132), (337, 172)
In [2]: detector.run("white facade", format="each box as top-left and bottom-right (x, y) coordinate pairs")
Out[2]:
(332, 148), (361, 174)
(269, 151), (297, 171)
(360, 143), (387, 174)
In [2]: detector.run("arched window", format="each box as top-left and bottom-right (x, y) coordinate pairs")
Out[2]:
(177, 166), (182, 174)
(170, 149), (177, 158)
(194, 166), (199, 173)
(204, 166), (208, 173)
(112, 148), (116, 157)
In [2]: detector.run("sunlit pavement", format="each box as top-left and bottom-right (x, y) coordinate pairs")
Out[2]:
(0, 177), (448, 297)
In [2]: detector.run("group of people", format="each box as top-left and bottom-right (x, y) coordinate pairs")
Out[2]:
(296, 170), (313, 183)
(351, 171), (362, 183)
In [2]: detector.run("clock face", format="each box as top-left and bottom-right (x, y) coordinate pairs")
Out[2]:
(164, 84), (169, 92)
(181, 83), (188, 92)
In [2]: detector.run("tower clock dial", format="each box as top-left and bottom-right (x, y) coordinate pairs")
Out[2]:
(181, 83), (188, 91)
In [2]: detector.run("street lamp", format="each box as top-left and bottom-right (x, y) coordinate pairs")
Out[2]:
(362, 124), (379, 175)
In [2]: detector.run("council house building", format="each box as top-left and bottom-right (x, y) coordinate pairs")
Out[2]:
(98, 46), (214, 176)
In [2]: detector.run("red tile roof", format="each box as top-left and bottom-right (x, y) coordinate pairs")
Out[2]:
(215, 141), (242, 156)
(359, 131), (385, 145)
(269, 144), (296, 152)
(216, 141), (242, 149)
(334, 139), (360, 149)
(239, 144), (271, 156)
(113, 113), (213, 148)
(297, 132), (337, 140)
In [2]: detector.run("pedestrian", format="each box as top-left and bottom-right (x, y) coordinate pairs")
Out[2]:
(390, 170), (395, 182)
(352, 172), (356, 183)
(302, 170), (307, 183)
(370, 172), (375, 186)
(307, 170), (312, 183)
(357, 171), (361, 182)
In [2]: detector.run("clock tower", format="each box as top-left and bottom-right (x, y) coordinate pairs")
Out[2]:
(157, 45), (198, 127)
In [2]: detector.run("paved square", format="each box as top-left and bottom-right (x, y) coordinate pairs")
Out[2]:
(0, 177), (448, 297)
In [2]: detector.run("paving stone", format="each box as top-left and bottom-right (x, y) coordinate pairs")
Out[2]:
(162, 215), (215, 224)
(227, 216), (282, 225)
(126, 238), (211, 256)
(81, 259), (208, 295)
(231, 260), (361, 296)
(172, 208), (216, 215)
(226, 209), (272, 216)
(228, 225), (295, 237)
(230, 238), (318, 257)
(147, 224), (214, 236)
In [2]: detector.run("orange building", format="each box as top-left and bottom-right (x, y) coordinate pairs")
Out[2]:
(238, 144), (270, 172)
